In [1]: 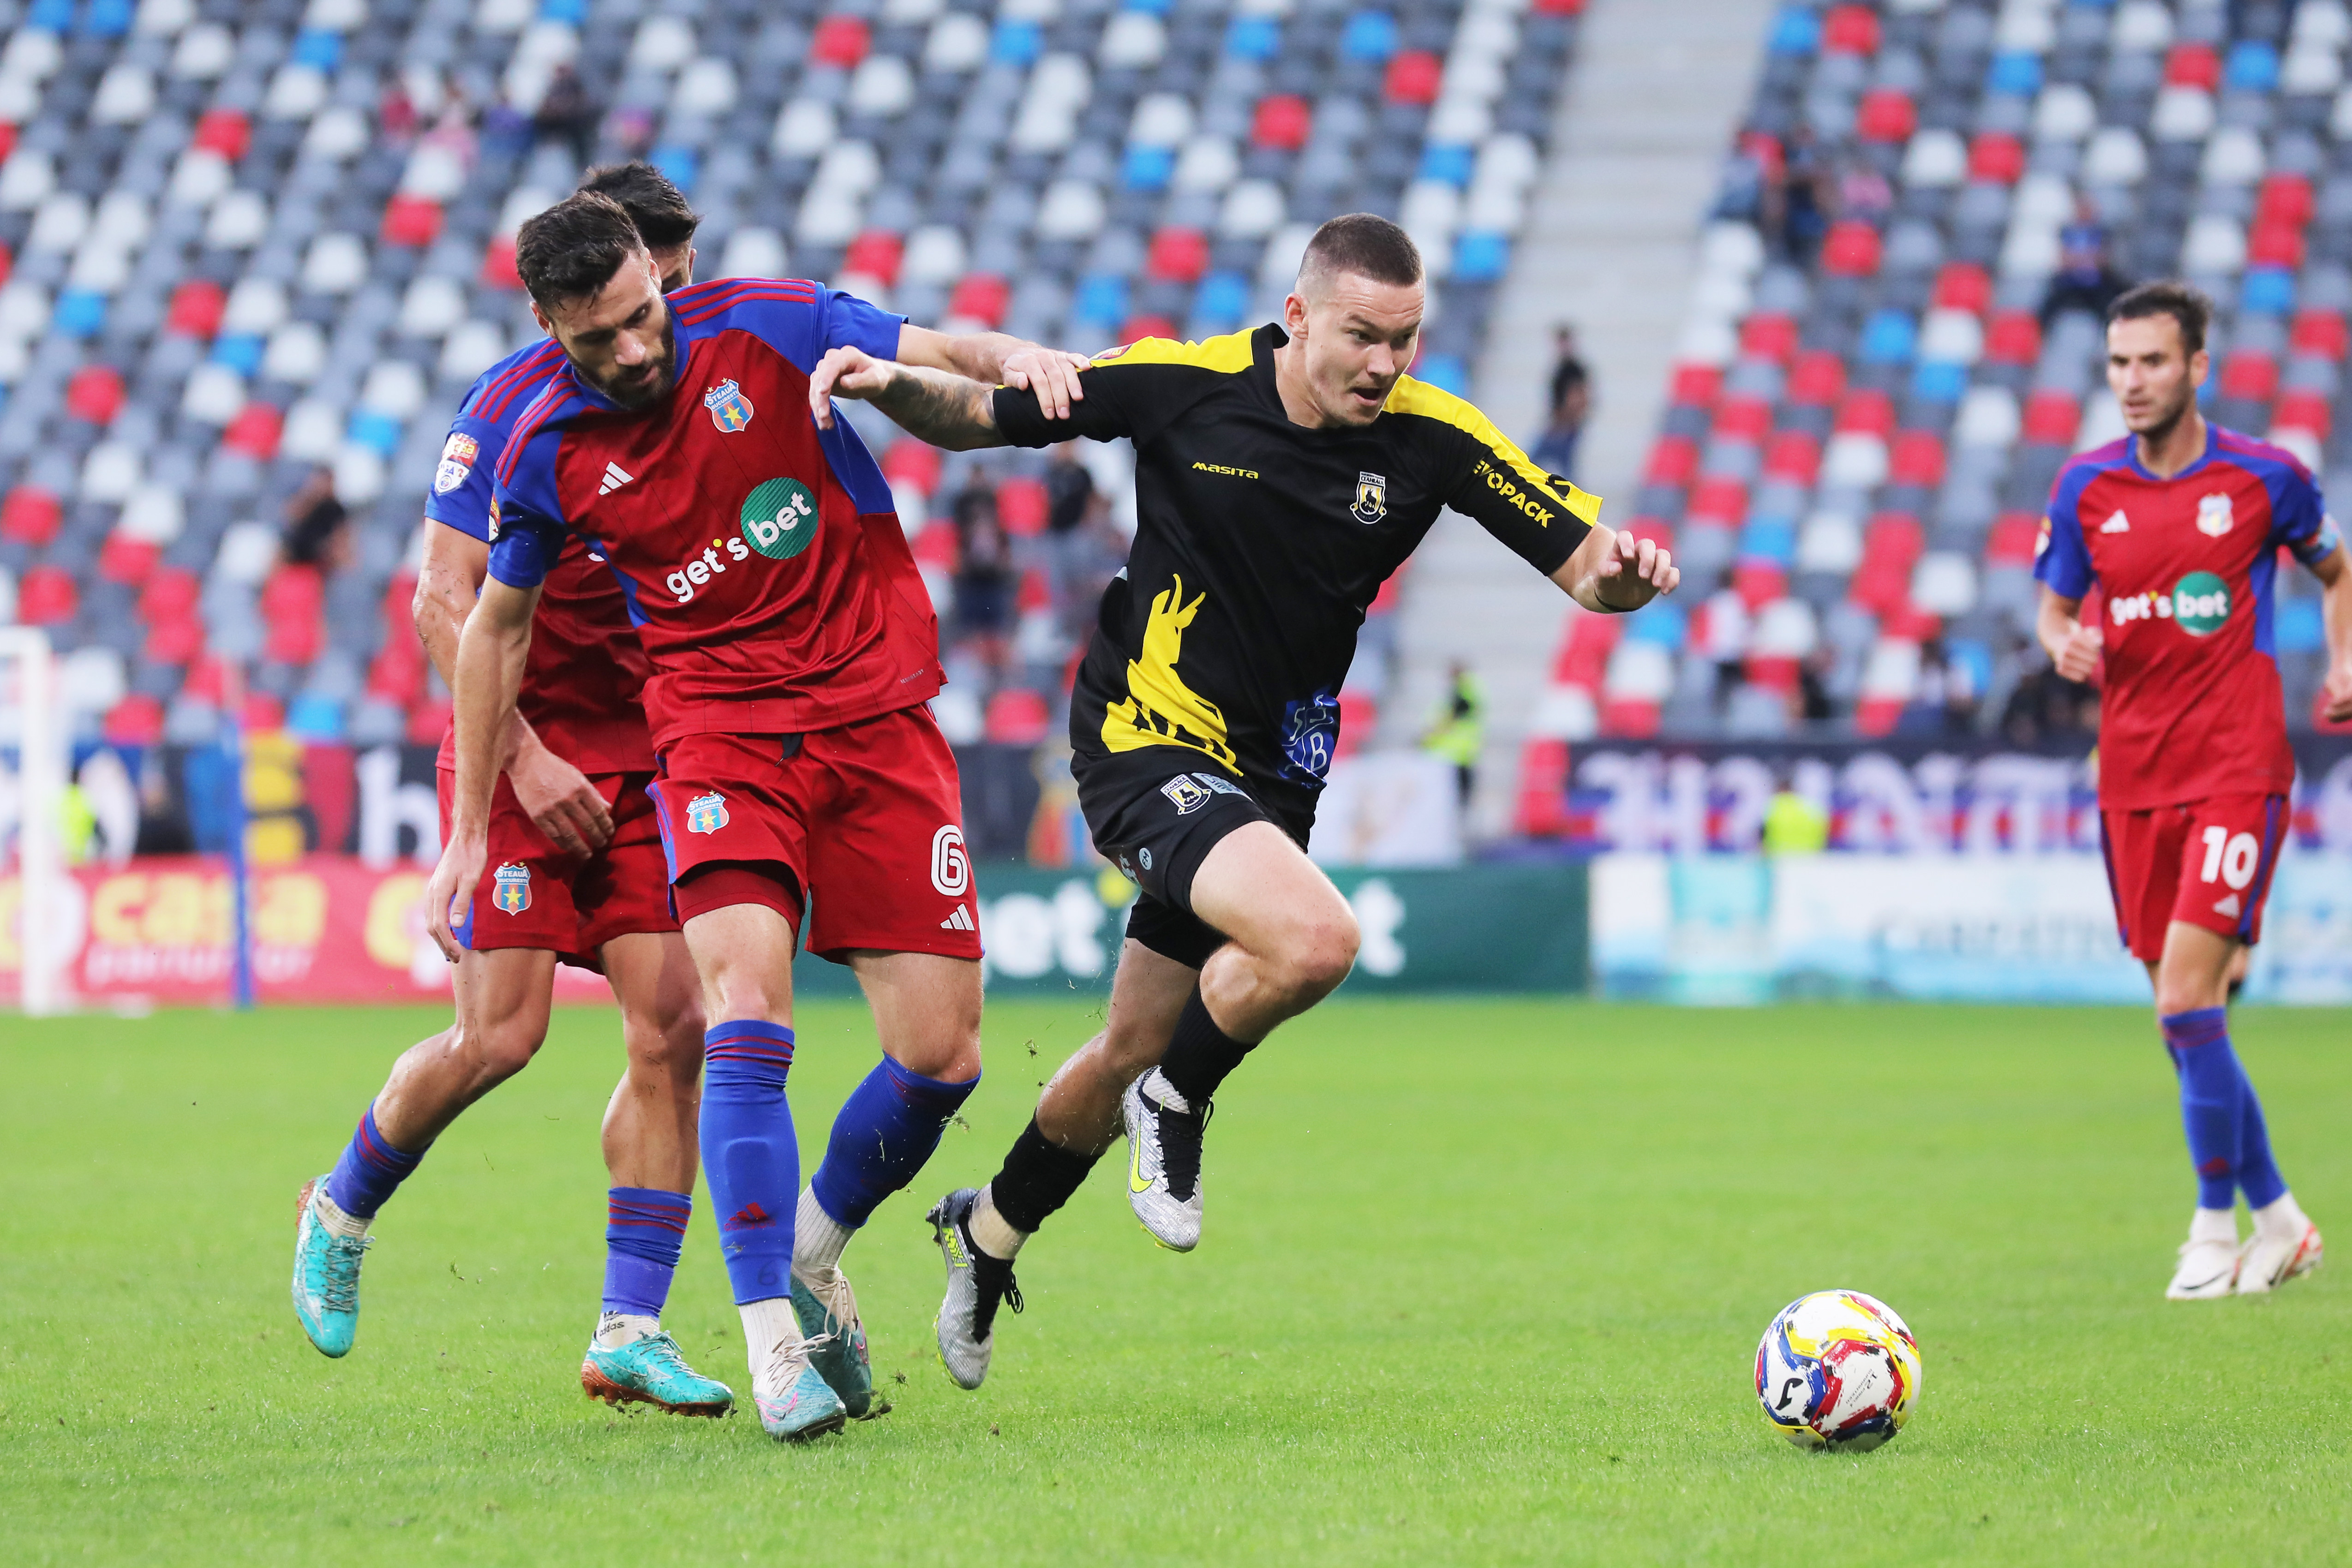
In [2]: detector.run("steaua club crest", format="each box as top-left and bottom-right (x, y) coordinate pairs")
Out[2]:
(1350, 471), (1388, 525)
(686, 791), (730, 833)
(2196, 492), (2235, 538)
(491, 862), (532, 913)
(703, 378), (755, 433)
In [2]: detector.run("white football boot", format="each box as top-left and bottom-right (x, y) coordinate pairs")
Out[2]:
(2166, 1237), (2241, 1300)
(2236, 1221), (2323, 1296)
(1122, 1069), (1205, 1251)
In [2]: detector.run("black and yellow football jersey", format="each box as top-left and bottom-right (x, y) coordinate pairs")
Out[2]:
(993, 322), (1601, 811)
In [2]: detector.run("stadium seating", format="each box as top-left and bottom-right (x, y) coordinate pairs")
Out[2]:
(1524, 0), (2351, 783)
(0, 0), (1587, 762)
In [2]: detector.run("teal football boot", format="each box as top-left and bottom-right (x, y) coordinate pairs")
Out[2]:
(753, 1335), (848, 1443)
(581, 1328), (736, 1417)
(791, 1269), (883, 1419)
(291, 1176), (370, 1358)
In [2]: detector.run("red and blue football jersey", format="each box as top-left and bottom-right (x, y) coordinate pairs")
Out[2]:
(486, 278), (942, 749)
(426, 336), (653, 775)
(2035, 425), (2342, 808)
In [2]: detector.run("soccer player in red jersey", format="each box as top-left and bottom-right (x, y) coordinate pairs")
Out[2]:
(422, 191), (1083, 1441)
(291, 166), (734, 1419)
(2035, 282), (2352, 1299)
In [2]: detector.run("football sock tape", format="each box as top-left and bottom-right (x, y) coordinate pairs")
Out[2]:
(603, 1186), (691, 1319)
(324, 1102), (427, 1221)
(701, 1019), (799, 1306)
(809, 1056), (981, 1230)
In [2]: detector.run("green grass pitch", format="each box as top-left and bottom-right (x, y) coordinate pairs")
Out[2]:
(5, 997), (2349, 1565)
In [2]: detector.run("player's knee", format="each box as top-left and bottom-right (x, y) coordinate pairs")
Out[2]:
(1271, 909), (1358, 1005)
(468, 1012), (547, 1083)
(622, 1002), (706, 1079)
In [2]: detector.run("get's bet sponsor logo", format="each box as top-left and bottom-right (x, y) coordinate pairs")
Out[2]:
(2108, 571), (2232, 636)
(663, 478), (824, 603)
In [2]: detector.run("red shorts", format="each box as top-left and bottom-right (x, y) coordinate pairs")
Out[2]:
(437, 768), (679, 971)
(646, 704), (983, 963)
(2099, 794), (2289, 964)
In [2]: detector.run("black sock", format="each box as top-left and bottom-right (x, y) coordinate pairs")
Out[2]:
(987, 1117), (1103, 1235)
(1154, 987), (1255, 1108)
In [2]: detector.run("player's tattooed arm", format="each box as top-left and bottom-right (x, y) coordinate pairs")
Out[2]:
(808, 345), (1010, 450)
(1553, 524), (1681, 614)
(897, 325), (1091, 421)
(424, 576), (544, 962)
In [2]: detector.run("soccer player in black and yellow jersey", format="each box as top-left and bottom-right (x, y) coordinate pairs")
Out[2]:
(810, 214), (1679, 1388)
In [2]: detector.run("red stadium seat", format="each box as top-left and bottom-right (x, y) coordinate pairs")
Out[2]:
(1384, 50), (1442, 105)
(98, 533), (158, 586)
(405, 698), (449, 745)
(2165, 42), (2220, 90)
(1335, 691), (1376, 759)
(1745, 653), (1801, 694)
(911, 520), (957, 570)
(2257, 174), (2314, 230)
(16, 564), (77, 625)
(1820, 221), (1884, 277)
(2022, 389), (2080, 445)
(1855, 89), (1915, 144)
(65, 364), (124, 425)
(1119, 311), (1178, 345)
(1967, 133), (2025, 185)
(1888, 431), (1946, 488)
(2219, 351), (2279, 403)
(141, 566), (200, 622)
(1251, 94), (1311, 151)
(1618, 517), (1675, 556)
(1732, 560), (1786, 610)
(983, 688), (1050, 746)
(1932, 263), (1993, 315)
(222, 401), (283, 459)
(2290, 309), (2348, 359)
(845, 229), (904, 286)
(367, 640), (424, 702)
(166, 279), (226, 339)
(1854, 695), (1903, 736)
(811, 14), (872, 67)
(1763, 429), (1821, 484)
(1643, 434), (1699, 487)
(1785, 349), (1845, 406)
(1821, 3), (1879, 54)
(1711, 394), (1772, 442)
(1983, 309), (2041, 365)
(948, 272), (1009, 327)
(995, 475), (1048, 536)
(1668, 363), (1722, 408)
(1687, 476), (1747, 525)
(1529, 0), (1586, 15)
(1985, 513), (2041, 566)
(1833, 388), (1895, 437)
(0, 485), (61, 546)
(1147, 227), (1210, 283)
(1513, 737), (1571, 838)
(881, 438), (942, 495)
(103, 694), (165, 746)
(1739, 312), (1799, 362)
(192, 108), (251, 160)
(479, 234), (521, 290)
(2274, 389), (2332, 440)
(381, 195), (443, 247)
(144, 614), (203, 665)
(1551, 606), (1621, 685)
(1598, 696), (1662, 738)
(1882, 601), (1942, 641)
(2248, 224), (2304, 270)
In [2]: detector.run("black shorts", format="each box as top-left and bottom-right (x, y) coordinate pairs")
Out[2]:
(1072, 746), (1313, 970)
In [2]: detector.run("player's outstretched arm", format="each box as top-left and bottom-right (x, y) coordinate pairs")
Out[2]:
(413, 521), (609, 857)
(2035, 585), (2103, 683)
(1551, 525), (1681, 614)
(896, 324), (1091, 422)
(2311, 546), (2352, 722)
(808, 345), (1010, 450)
(425, 576), (547, 962)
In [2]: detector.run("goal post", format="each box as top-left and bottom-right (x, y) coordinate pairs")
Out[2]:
(1, 627), (69, 1015)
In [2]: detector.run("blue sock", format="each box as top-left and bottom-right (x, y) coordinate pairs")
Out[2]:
(700, 1020), (798, 1305)
(809, 1058), (982, 1229)
(2236, 1076), (2287, 1210)
(2162, 1007), (2242, 1210)
(324, 1104), (425, 1220)
(603, 1186), (691, 1318)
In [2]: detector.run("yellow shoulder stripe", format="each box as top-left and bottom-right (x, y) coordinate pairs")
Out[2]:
(1384, 375), (1604, 528)
(1092, 330), (1257, 375)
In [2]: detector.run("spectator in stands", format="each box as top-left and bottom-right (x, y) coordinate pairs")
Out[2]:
(1714, 130), (1772, 224)
(2001, 657), (2100, 746)
(482, 92), (535, 159)
(534, 64), (598, 167)
(1898, 639), (1981, 736)
(2039, 203), (2127, 328)
(1421, 661), (1485, 808)
(281, 467), (351, 577)
(1532, 324), (1591, 480)
(132, 753), (195, 856)
(1041, 442), (1120, 640)
(1761, 128), (1831, 264)
(1835, 156), (1892, 226)
(950, 481), (1017, 678)
(378, 75), (420, 145)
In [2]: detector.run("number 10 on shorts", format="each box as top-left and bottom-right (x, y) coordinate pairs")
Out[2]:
(2199, 826), (2258, 891)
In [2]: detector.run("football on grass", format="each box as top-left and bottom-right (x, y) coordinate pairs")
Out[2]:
(1754, 1289), (1922, 1451)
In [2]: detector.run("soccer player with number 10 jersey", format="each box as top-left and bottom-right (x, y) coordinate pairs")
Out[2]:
(2035, 282), (2352, 1300)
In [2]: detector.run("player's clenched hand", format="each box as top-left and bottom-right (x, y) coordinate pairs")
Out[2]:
(507, 739), (611, 856)
(1000, 347), (1091, 421)
(424, 826), (488, 964)
(2324, 661), (2352, 723)
(808, 345), (899, 430)
(2054, 621), (2103, 683)
(1592, 528), (1680, 611)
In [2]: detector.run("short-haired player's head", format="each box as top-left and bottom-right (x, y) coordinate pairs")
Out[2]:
(578, 161), (700, 291)
(2105, 281), (2212, 443)
(517, 191), (678, 411)
(1284, 213), (1425, 428)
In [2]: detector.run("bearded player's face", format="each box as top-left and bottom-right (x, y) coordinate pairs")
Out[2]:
(1287, 272), (1424, 427)
(2106, 313), (2207, 440)
(538, 250), (678, 410)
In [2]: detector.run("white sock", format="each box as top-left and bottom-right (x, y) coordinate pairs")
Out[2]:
(595, 1311), (660, 1348)
(741, 1295), (803, 1396)
(1141, 1066), (1191, 1114)
(2189, 1207), (2239, 1246)
(312, 1188), (370, 1240)
(970, 1185), (1029, 1260)
(792, 1187), (855, 1281)
(2253, 1192), (2311, 1240)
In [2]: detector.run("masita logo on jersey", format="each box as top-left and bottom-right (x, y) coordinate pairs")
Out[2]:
(434, 432), (479, 495)
(686, 792), (729, 833)
(2108, 571), (2232, 634)
(703, 378), (755, 433)
(492, 862), (531, 913)
(739, 478), (820, 561)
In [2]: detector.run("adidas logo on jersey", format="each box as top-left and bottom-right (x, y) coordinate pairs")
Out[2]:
(599, 461), (635, 495)
(2214, 893), (2243, 919)
(2100, 510), (2130, 533)
(940, 904), (975, 932)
